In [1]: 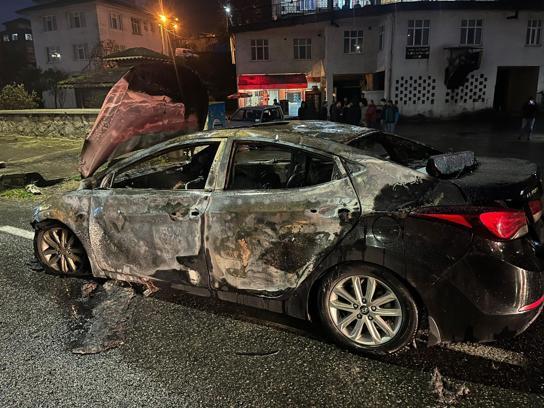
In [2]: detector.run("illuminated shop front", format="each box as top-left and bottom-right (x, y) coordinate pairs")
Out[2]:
(237, 73), (320, 117)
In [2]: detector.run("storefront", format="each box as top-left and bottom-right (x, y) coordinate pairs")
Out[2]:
(237, 73), (313, 117)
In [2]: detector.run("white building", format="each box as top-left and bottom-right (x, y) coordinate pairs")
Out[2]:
(19, 0), (162, 107)
(231, 0), (544, 117)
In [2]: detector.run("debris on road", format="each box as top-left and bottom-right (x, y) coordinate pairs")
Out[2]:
(81, 281), (99, 298)
(71, 281), (135, 355)
(25, 184), (42, 195)
(142, 278), (159, 297)
(431, 367), (470, 405)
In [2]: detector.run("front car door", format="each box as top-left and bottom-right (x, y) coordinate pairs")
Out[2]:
(89, 139), (224, 291)
(205, 138), (361, 297)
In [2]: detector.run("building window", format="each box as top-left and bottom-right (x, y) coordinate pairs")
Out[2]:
(11, 34), (18, 41)
(110, 13), (123, 30)
(43, 15), (57, 32)
(407, 20), (430, 46)
(25, 33), (33, 41)
(294, 38), (311, 60)
(460, 19), (483, 45)
(2, 35), (9, 42)
(379, 25), (385, 51)
(67, 11), (86, 28)
(250, 39), (269, 61)
(526, 19), (542, 46)
(73, 44), (89, 61)
(344, 30), (363, 54)
(46, 47), (62, 64)
(131, 18), (142, 35)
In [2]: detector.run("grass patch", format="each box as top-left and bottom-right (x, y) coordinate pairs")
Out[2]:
(0, 188), (36, 201)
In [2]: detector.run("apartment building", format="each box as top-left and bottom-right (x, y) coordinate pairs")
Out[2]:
(0, 18), (36, 68)
(231, 0), (544, 117)
(19, 0), (161, 74)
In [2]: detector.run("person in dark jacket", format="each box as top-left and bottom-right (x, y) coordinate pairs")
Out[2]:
(348, 100), (362, 125)
(319, 101), (329, 120)
(519, 97), (538, 141)
(298, 101), (306, 120)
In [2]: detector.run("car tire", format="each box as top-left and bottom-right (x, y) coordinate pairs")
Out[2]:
(317, 264), (418, 355)
(34, 221), (89, 276)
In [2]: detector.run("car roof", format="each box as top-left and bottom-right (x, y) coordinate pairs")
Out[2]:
(237, 106), (281, 111)
(94, 121), (379, 181)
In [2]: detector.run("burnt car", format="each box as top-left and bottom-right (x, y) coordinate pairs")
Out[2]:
(32, 121), (543, 354)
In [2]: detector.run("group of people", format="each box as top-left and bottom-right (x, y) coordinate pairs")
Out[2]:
(324, 96), (400, 132)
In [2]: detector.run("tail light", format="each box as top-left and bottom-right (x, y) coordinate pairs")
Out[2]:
(529, 199), (543, 222)
(418, 210), (529, 240)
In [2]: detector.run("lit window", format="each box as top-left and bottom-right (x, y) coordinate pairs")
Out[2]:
(526, 19), (542, 46)
(46, 47), (62, 64)
(2, 35), (9, 42)
(294, 38), (311, 60)
(11, 34), (18, 41)
(131, 18), (142, 35)
(379, 25), (385, 51)
(68, 12), (86, 29)
(110, 13), (123, 30)
(73, 44), (89, 60)
(250, 39), (269, 61)
(460, 19), (483, 45)
(25, 33), (33, 41)
(407, 20), (430, 46)
(43, 15), (57, 32)
(344, 30), (363, 54)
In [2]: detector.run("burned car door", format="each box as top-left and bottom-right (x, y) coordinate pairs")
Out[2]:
(205, 140), (361, 296)
(89, 141), (223, 290)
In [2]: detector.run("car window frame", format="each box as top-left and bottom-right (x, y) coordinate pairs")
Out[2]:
(99, 138), (226, 192)
(219, 137), (348, 192)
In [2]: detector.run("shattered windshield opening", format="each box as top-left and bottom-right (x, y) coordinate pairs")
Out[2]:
(349, 132), (442, 170)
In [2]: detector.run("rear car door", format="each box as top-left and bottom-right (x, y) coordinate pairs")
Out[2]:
(89, 140), (224, 290)
(205, 139), (361, 296)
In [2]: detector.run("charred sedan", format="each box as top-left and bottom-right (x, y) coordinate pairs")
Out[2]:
(32, 122), (544, 354)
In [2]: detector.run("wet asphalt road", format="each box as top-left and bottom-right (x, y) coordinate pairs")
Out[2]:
(2, 123), (544, 407)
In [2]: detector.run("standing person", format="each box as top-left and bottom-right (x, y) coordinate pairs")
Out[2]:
(349, 100), (361, 125)
(519, 97), (538, 141)
(383, 100), (399, 133)
(298, 101), (306, 120)
(361, 92), (368, 107)
(359, 100), (368, 126)
(273, 98), (280, 106)
(365, 100), (378, 128)
(377, 98), (387, 130)
(333, 101), (343, 122)
(319, 101), (329, 120)
(342, 100), (350, 124)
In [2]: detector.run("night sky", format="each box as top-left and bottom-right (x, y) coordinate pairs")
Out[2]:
(0, 0), (224, 33)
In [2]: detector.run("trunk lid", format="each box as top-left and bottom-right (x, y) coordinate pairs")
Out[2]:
(452, 157), (542, 206)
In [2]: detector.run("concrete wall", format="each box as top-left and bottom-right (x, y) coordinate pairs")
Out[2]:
(0, 109), (99, 139)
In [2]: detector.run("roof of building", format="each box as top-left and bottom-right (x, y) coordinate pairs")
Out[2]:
(232, 0), (544, 33)
(103, 47), (169, 63)
(59, 67), (130, 88)
(18, 0), (150, 15)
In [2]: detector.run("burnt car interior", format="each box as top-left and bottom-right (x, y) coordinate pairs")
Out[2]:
(111, 143), (219, 190)
(227, 142), (339, 190)
(349, 132), (442, 169)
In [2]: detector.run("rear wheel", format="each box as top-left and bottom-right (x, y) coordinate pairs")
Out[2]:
(317, 265), (418, 354)
(34, 222), (88, 276)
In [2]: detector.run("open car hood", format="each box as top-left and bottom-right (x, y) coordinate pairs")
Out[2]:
(79, 62), (208, 178)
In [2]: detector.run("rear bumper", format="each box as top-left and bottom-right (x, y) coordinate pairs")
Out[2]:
(427, 236), (543, 345)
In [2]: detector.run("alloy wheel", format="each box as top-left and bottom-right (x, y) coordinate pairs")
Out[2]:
(38, 227), (85, 274)
(328, 275), (403, 346)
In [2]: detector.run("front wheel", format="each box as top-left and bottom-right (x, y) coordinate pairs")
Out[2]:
(34, 222), (89, 276)
(317, 265), (418, 355)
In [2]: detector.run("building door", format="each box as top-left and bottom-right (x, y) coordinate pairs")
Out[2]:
(493, 67), (540, 114)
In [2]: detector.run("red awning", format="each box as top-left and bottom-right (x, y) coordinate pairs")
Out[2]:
(238, 74), (308, 90)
